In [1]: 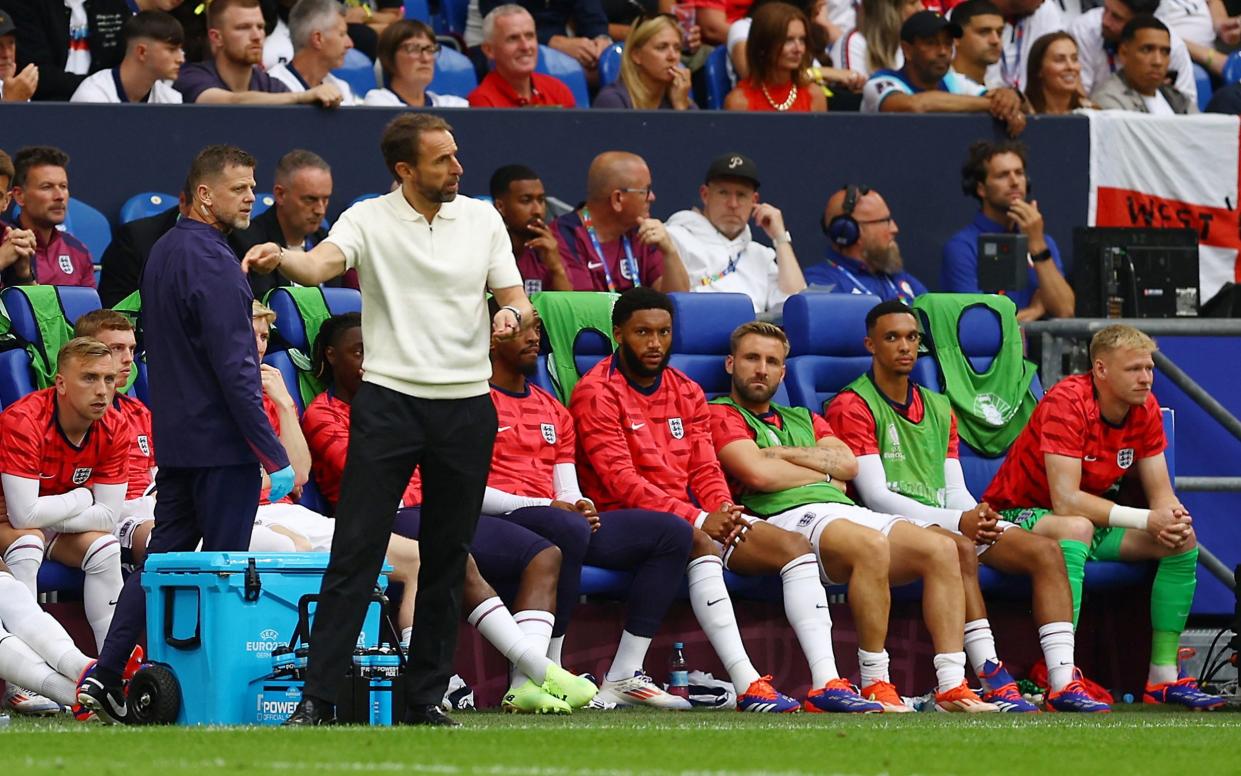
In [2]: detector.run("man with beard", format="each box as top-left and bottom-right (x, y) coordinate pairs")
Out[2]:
(861, 11), (1025, 135)
(804, 184), (926, 304)
(940, 140), (1074, 321)
(173, 0), (342, 106)
(78, 144), (295, 724)
(490, 164), (573, 294)
(569, 287), (878, 714)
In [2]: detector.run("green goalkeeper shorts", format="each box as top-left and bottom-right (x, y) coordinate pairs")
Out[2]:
(998, 507), (1126, 561)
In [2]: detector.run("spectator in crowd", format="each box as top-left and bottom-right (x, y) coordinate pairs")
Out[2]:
(364, 19), (469, 107)
(594, 13), (695, 108)
(479, 0), (613, 77)
(230, 150), (334, 298)
(941, 140), (1075, 320)
(1157, 0), (1239, 79)
(70, 11), (184, 103)
(987, 0), (1065, 91)
(861, 10), (1026, 135)
(549, 151), (691, 291)
(98, 193), (183, 308)
(725, 2), (827, 111)
(1206, 80), (1241, 113)
(0, 150), (36, 281)
(949, 0), (1003, 90)
(804, 184), (926, 303)
(665, 153), (806, 316)
(173, 0), (342, 106)
(0, 9), (38, 102)
(1068, 0), (1197, 103)
(729, 0), (865, 101)
(264, 0), (396, 65)
(4, 146), (95, 288)
(0, 0), (177, 100)
(469, 5), (577, 107)
(268, 0), (357, 104)
(490, 164), (572, 293)
(832, 0), (923, 78)
(1091, 15), (1195, 112)
(1024, 31), (1092, 112)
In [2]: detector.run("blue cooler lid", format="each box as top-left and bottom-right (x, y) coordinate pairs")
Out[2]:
(145, 552), (392, 574)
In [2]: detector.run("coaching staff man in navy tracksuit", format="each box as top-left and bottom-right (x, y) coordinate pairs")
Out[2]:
(78, 145), (294, 723)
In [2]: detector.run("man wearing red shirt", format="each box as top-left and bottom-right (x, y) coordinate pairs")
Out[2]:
(469, 6), (576, 108)
(5, 146), (95, 287)
(572, 287), (825, 713)
(983, 324), (1223, 710)
(0, 338), (127, 655)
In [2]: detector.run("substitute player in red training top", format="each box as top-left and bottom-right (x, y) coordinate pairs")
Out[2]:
(983, 324), (1224, 710)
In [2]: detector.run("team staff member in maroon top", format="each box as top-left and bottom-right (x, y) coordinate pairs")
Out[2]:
(4, 146), (95, 288)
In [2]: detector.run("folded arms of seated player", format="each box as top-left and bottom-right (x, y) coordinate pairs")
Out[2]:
(1046, 452), (1191, 549)
(2, 475), (127, 533)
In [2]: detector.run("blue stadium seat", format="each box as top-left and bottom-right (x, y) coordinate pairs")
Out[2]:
(1, 285), (101, 344)
(599, 43), (623, 86)
(263, 350), (304, 414)
(37, 561), (85, 596)
(331, 48), (379, 98)
(572, 326), (613, 376)
(703, 45), (732, 110)
(252, 192), (276, 217)
(0, 349), (35, 408)
(131, 360), (150, 405)
(427, 45), (478, 98)
(298, 474), (328, 515)
(350, 192), (383, 208)
(667, 292), (794, 402)
(530, 353), (557, 395)
(1193, 64), (1213, 112)
(120, 192), (176, 224)
(579, 566), (634, 597)
(1224, 51), (1241, 84)
(404, 0), (430, 21)
(266, 286), (362, 353)
(535, 45), (589, 107)
(433, 0), (467, 35)
(64, 198), (112, 262)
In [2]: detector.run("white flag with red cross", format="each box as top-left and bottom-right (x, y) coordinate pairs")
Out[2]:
(1088, 112), (1240, 306)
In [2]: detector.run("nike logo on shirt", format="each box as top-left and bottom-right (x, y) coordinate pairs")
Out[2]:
(588, 262), (604, 269)
(629, 423), (645, 431)
(1083, 456), (1098, 461)
(497, 426), (512, 433)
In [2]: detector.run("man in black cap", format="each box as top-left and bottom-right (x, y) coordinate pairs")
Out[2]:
(0, 9), (38, 102)
(666, 153), (805, 317)
(861, 10), (1025, 136)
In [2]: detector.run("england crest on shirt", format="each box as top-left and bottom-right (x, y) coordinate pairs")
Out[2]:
(72, 467), (93, 485)
(59, 254), (74, 274)
(137, 435), (150, 456)
(540, 423), (556, 444)
(619, 259), (635, 281)
(524, 279), (543, 295)
(668, 417), (684, 439)
(1117, 448), (1135, 469)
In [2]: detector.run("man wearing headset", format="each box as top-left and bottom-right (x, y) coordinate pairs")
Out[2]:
(940, 140), (1075, 321)
(803, 185), (928, 305)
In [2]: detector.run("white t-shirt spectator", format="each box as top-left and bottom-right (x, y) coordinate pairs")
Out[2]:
(264, 18), (294, 69)
(1142, 90), (1176, 114)
(1069, 8), (1197, 104)
(861, 66), (986, 112)
(828, 0), (858, 35)
(666, 209), (791, 316)
(1156, 0), (1215, 47)
(832, 28), (904, 77)
(363, 87), (469, 107)
(268, 62), (357, 104)
(69, 67), (183, 103)
(985, 0), (1066, 91)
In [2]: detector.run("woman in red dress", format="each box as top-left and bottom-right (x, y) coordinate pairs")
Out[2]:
(724, 2), (826, 111)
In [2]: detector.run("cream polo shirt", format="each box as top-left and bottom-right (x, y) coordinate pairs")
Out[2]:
(326, 190), (523, 400)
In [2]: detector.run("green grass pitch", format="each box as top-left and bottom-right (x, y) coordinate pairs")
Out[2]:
(4, 707), (1240, 775)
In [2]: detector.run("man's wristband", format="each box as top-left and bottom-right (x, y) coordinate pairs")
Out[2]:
(1029, 248), (1053, 263)
(823, 471), (832, 484)
(500, 305), (523, 327)
(1108, 504), (1150, 530)
(774, 231), (793, 247)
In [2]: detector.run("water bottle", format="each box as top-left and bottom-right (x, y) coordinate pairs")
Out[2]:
(667, 642), (689, 699)
(0, 713), (10, 729)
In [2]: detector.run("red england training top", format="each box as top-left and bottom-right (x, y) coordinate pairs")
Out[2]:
(488, 383), (575, 499)
(114, 393), (155, 500)
(0, 388), (129, 498)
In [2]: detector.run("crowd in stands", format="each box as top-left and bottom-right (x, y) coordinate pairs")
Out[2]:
(2, 0), (1240, 113)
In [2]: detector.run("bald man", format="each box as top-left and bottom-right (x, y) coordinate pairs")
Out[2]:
(804, 185), (927, 305)
(540, 151), (690, 293)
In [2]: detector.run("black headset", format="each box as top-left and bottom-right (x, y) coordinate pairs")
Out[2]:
(822, 184), (869, 248)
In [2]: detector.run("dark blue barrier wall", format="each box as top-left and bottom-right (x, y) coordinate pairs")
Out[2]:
(1, 105), (1090, 286)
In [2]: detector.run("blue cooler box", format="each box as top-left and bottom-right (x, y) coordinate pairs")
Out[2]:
(143, 552), (388, 725)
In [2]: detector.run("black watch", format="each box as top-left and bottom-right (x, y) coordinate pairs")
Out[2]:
(1030, 248), (1053, 263)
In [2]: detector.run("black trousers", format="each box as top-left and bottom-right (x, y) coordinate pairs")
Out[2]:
(96, 464), (260, 681)
(303, 383), (496, 708)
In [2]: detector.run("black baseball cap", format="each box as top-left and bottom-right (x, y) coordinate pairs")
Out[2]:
(0, 11), (16, 37)
(900, 11), (963, 42)
(705, 153), (760, 190)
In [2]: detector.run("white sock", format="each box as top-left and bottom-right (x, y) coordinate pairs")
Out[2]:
(781, 554), (839, 686)
(1148, 663), (1178, 685)
(467, 597), (553, 686)
(0, 572), (92, 680)
(605, 631), (652, 682)
(0, 628), (77, 706)
(400, 627), (412, 648)
(963, 618), (1000, 685)
(933, 651), (967, 694)
(1038, 621), (1077, 692)
(548, 635), (564, 666)
(80, 535), (122, 652)
(511, 610), (554, 687)
(3, 535), (46, 598)
(687, 556), (760, 690)
(858, 649), (890, 687)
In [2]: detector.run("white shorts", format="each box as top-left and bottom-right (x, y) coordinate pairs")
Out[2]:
(766, 502), (914, 584)
(712, 513), (759, 566)
(254, 503), (335, 553)
(974, 520), (1018, 557)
